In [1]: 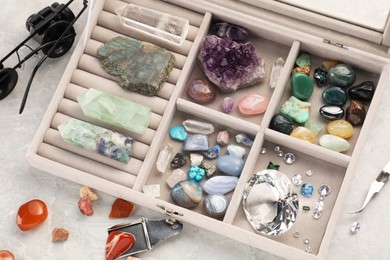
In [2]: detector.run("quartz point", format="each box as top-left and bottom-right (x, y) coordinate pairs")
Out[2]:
(16, 199), (48, 231)
(156, 144), (173, 173)
(77, 88), (151, 134)
(97, 36), (175, 96)
(183, 119), (214, 135)
(235, 133), (254, 147)
(58, 118), (134, 163)
(269, 57), (285, 88)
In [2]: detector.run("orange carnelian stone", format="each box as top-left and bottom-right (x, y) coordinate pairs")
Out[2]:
(16, 199), (48, 231)
(109, 198), (134, 218)
(106, 231), (135, 260)
(0, 250), (15, 260)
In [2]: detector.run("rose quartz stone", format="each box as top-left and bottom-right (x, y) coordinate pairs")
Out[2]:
(166, 169), (187, 188)
(238, 94), (268, 115)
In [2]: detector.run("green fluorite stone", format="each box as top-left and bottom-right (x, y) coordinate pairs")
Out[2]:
(280, 96), (311, 123)
(295, 52), (311, 67)
(97, 36), (175, 96)
(291, 72), (314, 100)
(78, 88), (151, 134)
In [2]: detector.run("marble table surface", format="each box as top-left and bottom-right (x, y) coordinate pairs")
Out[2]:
(1, 1), (390, 259)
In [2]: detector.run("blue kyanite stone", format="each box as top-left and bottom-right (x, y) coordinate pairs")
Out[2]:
(216, 155), (245, 177)
(203, 145), (221, 159)
(300, 183), (314, 197)
(169, 125), (187, 141)
(183, 134), (209, 152)
(188, 166), (206, 181)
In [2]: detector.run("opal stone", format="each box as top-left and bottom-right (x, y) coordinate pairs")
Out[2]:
(221, 97), (235, 113)
(269, 57), (285, 88)
(313, 67), (328, 87)
(348, 81), (376, 102)
(170, 153), (188, 168)
(227, 144), (246, 158)
(187, 78), (217, 104)
(170, 179), (203, 208)
(183, 119), (214, 135)
(280, 96), (311, 123)
(216, 130), (230, 146)
(319, 134), (350, 152)
(327, 119), (354, 139)
(346, 100), (366, 126)
(78, 197), (93, 216)
(214, 22), (249, 42)
(203, 176), (239, 195)
(295, 52), (311, 67)
(183, 134), (209, 151)
(97, 36), (175, 96)
(16, 199), (48, 231)
(322, 86), (348, 106)
(169, 125), (187, 141)
(156, 144), (172, 173)
(203, 144), (221, 159)
(269, 113), (295, 135)
(300, 183), (314, 197)
(203, 194), (229, 218)
(0, 250), (14, 260)
(109, 198), (134, 218)
(58, 118), (134, 163)
(166, 169), (187, 188)
(200, 162), (217, 177)
(216, 155), (244, 176)
(291, 66), (310, 75)
(290, 126), (316, 143)
(188, 166), (206, 181)
(319, 105), (344, 120)
(238, 93), (268, 115)
(235, 133), (254, 147)
(328, 64), (356, 88)
(199, 35), (265, 92)
(304, 120), (323, 135)
(77, 88), (151, 134)
(106, 231), (135, 260)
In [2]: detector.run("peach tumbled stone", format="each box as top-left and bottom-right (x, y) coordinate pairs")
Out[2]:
(290, 126), (316, 143)
(238, 93), (268, 115)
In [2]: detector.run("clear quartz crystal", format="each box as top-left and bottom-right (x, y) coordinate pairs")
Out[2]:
(306, 169), (314, 177)
(284, 153), (296, 164)
(269, 57), (285, 88)
(314, 201), (324, 211)
(260, 147), (267, 154)
(183, 119), (214, 135)
(277, 151), (284, 157)
(291, 174), (302, 186)
(350, 221), (360, 234)
(319, 184), (331, 196)
(313, 210), (322, 220)
(156, 144), (173, 173)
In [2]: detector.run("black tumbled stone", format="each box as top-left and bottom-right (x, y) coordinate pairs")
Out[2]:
(269, 114), (295, 135)
(319, 105), (345, 120)
(348, 81), (375, 102)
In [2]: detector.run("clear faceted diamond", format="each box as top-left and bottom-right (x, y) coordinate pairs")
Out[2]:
(260, 147), (267, 154)
(314, 201), (324, 211)
(319, 195), (325, 201)
(284, 153), (296, 165)
(293, 231), (300, 238)
(313, 210), (322, 220)
(277, 151), (284, 157)
(274, 146), (281, 152)
(291, 174), (302, 186)
(306, 169), (313, 177)
(305, 246), (313, 253)
(319, 184), (331, 196)
(303, 237), (310, 244)
(350, 221), (360, 234)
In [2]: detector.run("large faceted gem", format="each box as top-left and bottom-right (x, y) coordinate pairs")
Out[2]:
(106, 231), (135, 260)
(242, 169), (298, 236)
(186, 78), (217, 104)
(327, 119), (354, 139)
(290, 72), (314, 100)
(269, 114), (295, 135)
(328, 64), (356, 88)
(346, 100), (366, 126)
(97, 36), (175, 96)
(348, 81), (376, 102)
(280, 96), (311, 123)
(290, 126), (316, 143)
(170, 179), (203, 208)
(238, 93), (268, 115)
(322, 86), (348, 106)
(78, 88), (151, 134)
(109, 198), (135, 218)
(16, 199), (48, 231)
(198, 35), (265, 92)
(319, 134), (350, 152)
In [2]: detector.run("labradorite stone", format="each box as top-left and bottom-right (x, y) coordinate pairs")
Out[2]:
(291, 72), (314, 100)
(322, 86), (348, 106)
(328, 64), (356, 88)
(346, 100), (366, 126)
(269, 114), (295, 135)
(348, 81), (375, 102)
(280, 96), (311, 123)
(319, 105), (344, 120)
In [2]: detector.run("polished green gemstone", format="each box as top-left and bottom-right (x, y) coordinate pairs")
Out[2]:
(267, 161), (280, 170)
(78, 88), (151, 134)
(295, 52), (311, 67)
(280, 96), (311, 123)
(291, 72), (314, 100)
(328, 64), (356, 88)
(304, 120), (323, 136)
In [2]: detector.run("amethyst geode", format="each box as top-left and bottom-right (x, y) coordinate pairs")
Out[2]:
(198, 35), (265, 93)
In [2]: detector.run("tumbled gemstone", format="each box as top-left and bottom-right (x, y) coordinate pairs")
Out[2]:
(269, 57), (285, 88)
(156, 144), (173, 173)
(346, 100), (366, 126)
(238, 93), (268, 115)
(304, 120), (323, 135)
(0, 250), (14, 260)
(188, 166), (206, 181)
(183, 119), (214, 135)
(216, 130), (230, 146)
(203, 176), (239, 195)
(78, 197), (93, 216)
(269, 113), (295, 135)
(200, 162), (217, 177)
(106, 231), (136, 260)
(16, 199), (48, 231)
(300, 183), (314, 197)
(221, 97), (235, 113)
(203, 144), (220, 159)
(322, 86), (348, 106)
(348, 81), (376, 102)
(170, 179), (203, 208)
(109, 198), (134, 218)
(52, 228), (70, 242)
(170, 153), (188, 168)
(166, 169), (187, 188)
(290, 72), (314, 100)
(217, 155), (245, 176)
(227, 144), (246, 158)
(187, 78), (217, 104)
(281, 96), (311, 123)
(313, 67), (328, 87)
(183, 134), (209, 152)
(290, 126), (316, 143)
(214, 22), (249, 42)
(203, 194), (229, 219)
(169, 125), (187, 141)
(319, 134), (350, 152)
(327, 119), (354, 139)
(235, 133), (254, 147)
(295, 52), (311, 67)
(319, 105), (344, 120)
(328, 64), (356, 88)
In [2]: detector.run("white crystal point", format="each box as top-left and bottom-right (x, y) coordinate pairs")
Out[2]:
(269, 57), (285, 88)
(227, 144), (246, 158)
(190, 153), (204, 166)
(156, 144), (173, 173)
(183, 119), (214, 135)
(203, 176), (239, 195)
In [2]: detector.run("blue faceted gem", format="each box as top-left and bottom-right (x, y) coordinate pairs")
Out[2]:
(300, 183), (314, 197)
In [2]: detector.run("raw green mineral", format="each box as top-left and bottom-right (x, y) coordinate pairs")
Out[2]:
(77, 88), (151, 134)
(97, 36), (175, 96)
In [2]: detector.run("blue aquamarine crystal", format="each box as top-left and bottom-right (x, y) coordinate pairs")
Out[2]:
(300, 183), (314, 197)
(203, 145), (220, 159)
(183, 134), (209, 152)
(235, 133), (254, 147)
(169, 125), (187, 141)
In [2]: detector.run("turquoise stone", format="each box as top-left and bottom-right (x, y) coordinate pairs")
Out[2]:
(170, 180), (203, 208)
(77, 88), (151, 134)
(328, 64), (356, 88)
(269, 114), (295, 135)
(280, 96), (311, 123)
(300, 183), (314, 197)
(188, 166), (206, 181)
(322, 86), (348, 106)
(216, 155), (244, 177)
(58, 118), (134, 163)
(295, 52), (311, 67)
(169, 126), (187, 141)
(183, 134), (209, 151)
(291, 72), (314, 100)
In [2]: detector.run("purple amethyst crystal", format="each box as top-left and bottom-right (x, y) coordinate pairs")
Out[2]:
(221, 97), (234, 113)
(214, 22), (249, 42)
(199, 35), (265, 93)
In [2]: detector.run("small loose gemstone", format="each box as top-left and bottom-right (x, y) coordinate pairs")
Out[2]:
(280, 96), (311, 123)
(350, 221), (361, 234)
(260, 147), (267, 154)
(304, 120), (323, 136)
(319, 134), (350, 152)
(293, 231), (300, 238)
(221, 97), (235, 113)
(170, 180), (203, 208)
(169, 125), (188, 141)
(291, 72), (314, 100)
(306, 169), (313, 177)
(183, 134), (209, 152)
(109, 198), (134, 218)
(203, 176), (239, 195)
(200, 162), (217, 177)
(203, 144), (221, 159)
(227, 144), (246, 158)
(327, 119), (354, 139)
(312, 210), (322, 220)
(0, 250), (14, 260)
(269, 113), (295, 135)
(284, 153), (296, 165)
(238, 93), (268, 115)
(314, 201), (324, 211)
(300, 183), (314, 197)
(216, 130), (230, 146)
(203, 194), (229, 219)
(214, 22), (249, 42)
(274, 146), (281, 152)
(216, 155), (245, 176)
(188, 166), (206, 181)
(166, 169), (187, 188)
(267, 161), (280, 170)
(78, 197), (93, 216)
(190, 153), (204, 166)
(52, 228), (70, 242)
(303, 237), (311, 244)
(318, 184), (331, 196)
(348, 81), (375, 102)
(328, 64), (356, 88)
(80, 186), (98, 201)
(183, 119), (214, 135)
(290, 126), (316, 143)
(170, 153), (188, 168)
(106, 231), (136, 260)
(143, 184), (160, 197)
(269, 57), (285, 88)
(295, 52), (311, 67)
(313, 67), (328, 87)
(187, 78), (217, 104)
(235, 133), (254, 147)
(277, 150), (284, 157)
(305, 246), (313, 253)
(346, 100), (366, 126)
(16, 199), (48, 231)
(319, 195), (325, 201)
(319, 105), (344, 120)
(322, 86), (348, 106)
(291, 66), (310, 75)
(156, 144), (173, 173)
(291, 174), (302, 185)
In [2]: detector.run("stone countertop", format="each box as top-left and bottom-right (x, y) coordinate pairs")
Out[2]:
(1, 1), (390, 259)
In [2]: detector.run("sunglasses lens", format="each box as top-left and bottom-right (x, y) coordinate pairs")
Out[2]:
(0, 68), (18, 100)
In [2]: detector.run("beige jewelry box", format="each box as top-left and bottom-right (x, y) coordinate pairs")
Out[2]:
(26, 0), (390, 259)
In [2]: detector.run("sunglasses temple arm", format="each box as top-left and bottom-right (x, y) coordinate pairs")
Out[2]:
(19, 0), (88, 114)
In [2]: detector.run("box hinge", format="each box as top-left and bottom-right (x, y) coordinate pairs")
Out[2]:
(323, 39), (348, 50)
(156, 203), (184, 217)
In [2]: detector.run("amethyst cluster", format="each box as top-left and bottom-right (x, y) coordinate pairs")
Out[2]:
(198, 35), (265, 92)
